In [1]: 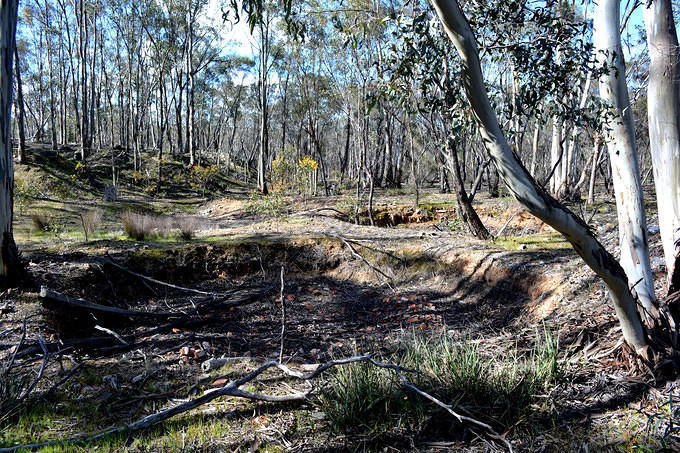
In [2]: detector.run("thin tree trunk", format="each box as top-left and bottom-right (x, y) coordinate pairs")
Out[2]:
(430, 0), (646, 352)
(587, 140), (602, 205)
(445, 139), (490, 239)
(13, 44), (25, 164)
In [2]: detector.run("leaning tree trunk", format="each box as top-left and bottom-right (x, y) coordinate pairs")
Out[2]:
(430, 0), (646, 352)
(594, 0), (656, 311)
(643, 0), (680, 292)
(0, 0), (20, 286)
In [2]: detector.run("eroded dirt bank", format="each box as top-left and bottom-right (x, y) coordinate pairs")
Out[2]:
(2, 193), (676, 451)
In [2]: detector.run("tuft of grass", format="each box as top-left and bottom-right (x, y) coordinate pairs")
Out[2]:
(79, 209), (102, 241)
(317, 360), (423, 434)
(120, 211), (170, 241)
(174, 215), (198, 241)
(318, 328), (563, 437)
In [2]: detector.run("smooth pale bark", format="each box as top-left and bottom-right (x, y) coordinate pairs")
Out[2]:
(549, 118), (564, 195)
(257, 16), (269, 195)
(588, 141), (602, 205)
(44, 0), (57, 151)
(594, 0), (656, 310)
(430, 0), (646, 351)
(643, 0), (680, 288)
(0, 0), (19, 285)
(13, 44), (24, 164)
(530, 121), (540, 177)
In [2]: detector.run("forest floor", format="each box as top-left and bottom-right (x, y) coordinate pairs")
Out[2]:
(0, 146), (678, 452)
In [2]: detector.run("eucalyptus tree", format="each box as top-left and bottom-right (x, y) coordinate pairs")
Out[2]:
(643, 0), (680, 292)
(382, 7), (490, 238)
(0, 0), (20, 285)
(593, 0), (656, 311)
(429, 0), (649, 351)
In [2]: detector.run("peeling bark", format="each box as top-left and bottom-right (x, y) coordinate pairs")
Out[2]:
(0, 0), (20, 286)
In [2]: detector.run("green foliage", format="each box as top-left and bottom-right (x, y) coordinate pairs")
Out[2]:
(190, 165), (221, 197)
(70, 161), (86, 184)
(335, 194), (360, 217)
(13, 176), (39, 214)
(270, 145), (297, 192)
(269, 147), (319, 197)
(244, 192), (287, 217)
(317, 361), (423, 434)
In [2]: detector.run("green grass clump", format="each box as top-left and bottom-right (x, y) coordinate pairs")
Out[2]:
(318, 328), (562, 438)
(317, 361), (423, 435)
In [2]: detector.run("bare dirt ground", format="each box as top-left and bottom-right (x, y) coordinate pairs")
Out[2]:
(1, 188), (678, 452)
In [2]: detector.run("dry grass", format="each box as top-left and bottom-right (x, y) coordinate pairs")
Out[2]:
(80, 210), (102, 241)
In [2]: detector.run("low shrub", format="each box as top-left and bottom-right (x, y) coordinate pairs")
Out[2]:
(244, 192), (287, 217)
(121, 211), (169, 241)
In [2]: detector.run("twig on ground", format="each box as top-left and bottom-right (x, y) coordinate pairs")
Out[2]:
(1, 319), (26, 387)
(38, 363), (84, 401)
(0, 354), (512, 452)
(279, 266), (286, 363)
(94, 325), (129, 345)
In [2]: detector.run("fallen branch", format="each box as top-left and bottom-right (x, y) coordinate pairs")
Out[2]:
(322, 232), (393, 285)
(40, 287), (177, 318)
(101, 256), (217, 296)
(0, 355), (512, 452)
(94, 325), (128, 345)
(495, 209), (521, 238)
(329, 236), (405, 264)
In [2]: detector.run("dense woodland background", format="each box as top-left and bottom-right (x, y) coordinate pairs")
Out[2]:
(10, 0), (661, 200)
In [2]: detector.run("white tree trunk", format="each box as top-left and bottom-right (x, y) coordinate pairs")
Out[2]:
(594, 0), (656, 310)
(429, 0), (647, 351)
(0, 0), (19, 284)
(643, 0), (680, 287)
(550, 118), (563, 195)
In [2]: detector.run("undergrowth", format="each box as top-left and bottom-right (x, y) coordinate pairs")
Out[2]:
(318, 327), (562, 438)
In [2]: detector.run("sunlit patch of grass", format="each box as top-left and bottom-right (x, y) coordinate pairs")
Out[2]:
(494, 232), (572, 251)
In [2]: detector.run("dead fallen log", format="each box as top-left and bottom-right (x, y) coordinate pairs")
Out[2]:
(40, 287), (178, 318)
(17, 287), (273, 360)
